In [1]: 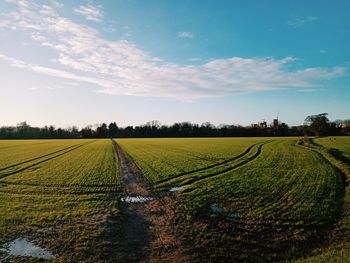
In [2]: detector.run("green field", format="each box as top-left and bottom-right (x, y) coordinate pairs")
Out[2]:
(0, 139), (120, 262)
(316, 136), (350, 161)
(294, 136), (350, 262)
(119, 137), (350, 262)
(117, 137), (268, 183)
(0, 137), (349, 262)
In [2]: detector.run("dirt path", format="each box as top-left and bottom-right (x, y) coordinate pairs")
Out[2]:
(113, 141), (188, 262)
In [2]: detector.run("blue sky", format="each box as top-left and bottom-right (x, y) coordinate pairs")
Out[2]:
(0, 0), (349, 128)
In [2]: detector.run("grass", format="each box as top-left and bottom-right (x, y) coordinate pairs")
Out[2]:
(119, 137), (347, 262)
(1, 137), (349, 262)
(0, 139), (84, 173)
(292, 136), (350, 262)
(315, 136), (350, 161)
(117, 137), (267, 183)
(0, 139), (120, 262)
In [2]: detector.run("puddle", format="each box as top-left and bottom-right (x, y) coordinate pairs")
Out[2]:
(210, 203), (223, 213)
(169, 185), (187, 192)
(1, 238), (55, 260)
(121, 196), (154, 203)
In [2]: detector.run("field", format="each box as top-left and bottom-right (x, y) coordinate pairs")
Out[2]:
(0, 139), (120, 262)
(117, 137), (268, 183)
(293, 136), (350, 262)
(0, 137), (349, 262)
(118, 137), (349, 262)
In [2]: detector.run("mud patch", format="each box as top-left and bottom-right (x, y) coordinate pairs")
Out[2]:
(1, 238), (55, 260)
(121, 196), (154, 203)
(169, 185), (187, 192)
(113, 141), (189, 262)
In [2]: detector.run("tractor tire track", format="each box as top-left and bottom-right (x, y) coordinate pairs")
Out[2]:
(0, 142), (89, 172)
(0, 181), (117, 188)
(0, 140), (96, 179)
(158, 142), (269, 190)
(155, 142), (260, 185)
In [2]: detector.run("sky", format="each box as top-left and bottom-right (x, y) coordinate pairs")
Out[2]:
(0, 0), (349, 128)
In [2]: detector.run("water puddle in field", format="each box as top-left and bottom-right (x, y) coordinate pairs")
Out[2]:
(169, 185), (187, 192)
(1, 238), (55, 260)
(121, 196), (154, 203)
(210, 203), (223, 213)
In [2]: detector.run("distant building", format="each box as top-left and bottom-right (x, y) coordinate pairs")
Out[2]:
(272, 119), (279, 129)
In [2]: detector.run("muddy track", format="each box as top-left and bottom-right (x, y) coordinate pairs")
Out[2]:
(113, 140), (189, 262)
(158, 142), (269, 190)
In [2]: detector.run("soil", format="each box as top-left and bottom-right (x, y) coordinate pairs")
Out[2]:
(113, 141), (189, 263)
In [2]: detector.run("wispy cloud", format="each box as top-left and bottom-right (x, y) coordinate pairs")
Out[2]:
(178, 31), (194, 39)
(0, 2), (346, 100)
(27, 87), (38, 91)
(287, 16), (318, 28)
(74, 4), (103, 22)
(0, 53), (105, 85)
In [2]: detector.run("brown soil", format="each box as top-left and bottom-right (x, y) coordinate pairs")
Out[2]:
(113, 141), (189, 263)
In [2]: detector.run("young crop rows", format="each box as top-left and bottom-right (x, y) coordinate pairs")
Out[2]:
(0, 139), (119, 262)
(119, 137), (349, 262)
(0, 137), (349, 262)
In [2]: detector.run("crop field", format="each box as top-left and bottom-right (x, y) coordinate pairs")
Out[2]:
(119, 137), (349, 262)
(294, 136), (350, 262)
(0, 139), (120, 262)
(117, 137), (268, 183)
(0, 137), (349, 262)
(316, 136), (350, 162)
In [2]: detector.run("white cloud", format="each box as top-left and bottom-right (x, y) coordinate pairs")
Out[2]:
(27, 87), (38, 91)
(48, 0), (63, 8)
(0, 1), (346, 100)
(287, 16), (318, 28)
(178, 31), (194, 39)
(67, 82), (80, 86)
(0, 52), (105, 85)
(74, 4), (103, 22)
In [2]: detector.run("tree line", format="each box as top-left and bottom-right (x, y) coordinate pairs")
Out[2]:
(0, 115), (349, 139)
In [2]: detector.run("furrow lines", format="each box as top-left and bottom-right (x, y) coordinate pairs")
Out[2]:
(155, 142), (260, 185)
(0, 140), (96, 179)
(0, 142), (87, 172)
(158, 142), (269, 189)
